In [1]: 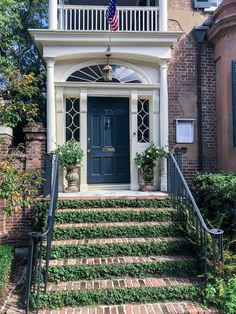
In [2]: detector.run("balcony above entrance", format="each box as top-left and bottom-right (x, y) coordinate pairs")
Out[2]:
(49, 0), (168, 32)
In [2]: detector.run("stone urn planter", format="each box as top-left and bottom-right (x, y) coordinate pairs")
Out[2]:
(134, 143), (168, 192)
(53, 141), (84, 193)
(65, 164), (80, 192)
(140, 163), (155, 192)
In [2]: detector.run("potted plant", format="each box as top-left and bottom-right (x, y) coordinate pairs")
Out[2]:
(134, 143), (168, 191)
(54, 141), (84, 192)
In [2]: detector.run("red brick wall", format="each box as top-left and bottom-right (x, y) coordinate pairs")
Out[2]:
(0, 123), (46, 246)
(0, 134), (13, 156)
(24, 123), (47, 170)
(201, 42), (217, 172)
(168, 0), (217, 182)
(0, 205), (32, 246)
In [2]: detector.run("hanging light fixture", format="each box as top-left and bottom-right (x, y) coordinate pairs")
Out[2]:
(102, 46), (113, 82)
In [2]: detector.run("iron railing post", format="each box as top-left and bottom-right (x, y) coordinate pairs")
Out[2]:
(168, 153), (224, 281)
(24, 154), (59, 313)
(25, 235), (34, 314)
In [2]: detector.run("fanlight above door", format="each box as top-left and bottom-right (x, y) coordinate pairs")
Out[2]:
(67, 64), (147, 84)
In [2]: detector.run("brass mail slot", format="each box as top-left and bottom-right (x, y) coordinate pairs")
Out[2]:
(102, 147), (115, 153)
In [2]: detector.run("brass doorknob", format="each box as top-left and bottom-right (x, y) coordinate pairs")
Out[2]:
(87, 149), (91, 153)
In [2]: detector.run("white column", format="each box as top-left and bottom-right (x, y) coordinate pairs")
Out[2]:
(159, 0), (168, 32)
(46, 59), (56, 152)
(49, 0), (57, 30)
(80, 90), (88, 192)
(160, 60), (169, 192)
(130, 90), (139, 191)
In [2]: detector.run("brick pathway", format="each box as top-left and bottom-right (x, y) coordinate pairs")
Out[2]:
(47, 277), (198, 292)
(57, 207), (173, 213)
(37, 302), (219, 314)
(54, 221), (176, 228)
(47, 255), (194, 267)
(0, 258), (26, 314)
(51, 236), (185, 246)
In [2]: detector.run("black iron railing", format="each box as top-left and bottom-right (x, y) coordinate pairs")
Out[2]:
(25, 154), (59, 314)
(168, 153), (224, 279)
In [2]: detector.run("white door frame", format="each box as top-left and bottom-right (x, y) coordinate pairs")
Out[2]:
(55, 84), (163, 192)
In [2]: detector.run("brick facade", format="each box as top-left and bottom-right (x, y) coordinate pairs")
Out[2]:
(0, 123), (46, 246)
(168, 0), (217, 182)
(24, 123), (47, 170)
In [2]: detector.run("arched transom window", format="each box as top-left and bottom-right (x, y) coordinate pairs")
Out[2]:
(67, 64), (147, 84)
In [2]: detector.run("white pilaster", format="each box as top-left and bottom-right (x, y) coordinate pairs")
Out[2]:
(160, 60), (169, 192)
(130, 90), (139, 191)
(46, 59), (56, 152)
(55, 87), (65, 192)
(151, 91), (160, 189)
(80, 90), (88, 192)
(49, 0), (57, 30)
(159, 0), (168, 32)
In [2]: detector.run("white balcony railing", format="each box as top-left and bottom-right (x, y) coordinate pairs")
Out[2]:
(57, 5), (160, 32)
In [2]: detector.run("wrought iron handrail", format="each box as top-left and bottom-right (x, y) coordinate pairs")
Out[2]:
(168, 153), (224, 279)
(25, 154), (59, 314)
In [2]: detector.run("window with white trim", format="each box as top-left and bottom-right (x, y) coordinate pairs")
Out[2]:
(66, 98), (80, 142)
(137, 99), (150, 143)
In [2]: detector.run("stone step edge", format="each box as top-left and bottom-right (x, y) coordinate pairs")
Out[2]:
(46, 277), (199, 292)
(37, 302), (219, 314)
(56, 207), (174, 213)
(57, 195), (169, 201)
(54, 221), (177, 228)
(45, 255), (195, 267)
(50, 236), (186, 246)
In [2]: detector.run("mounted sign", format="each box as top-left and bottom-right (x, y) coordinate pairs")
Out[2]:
(176, 119), (195, 144)
(194, 0), (222, 9)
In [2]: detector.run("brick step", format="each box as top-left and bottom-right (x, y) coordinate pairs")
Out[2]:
(54, 207), (176, 225)
(37, 302), (219, 314)
(54, 221), (177, 228)
(46, 277), (199, 292)
(51, 236), (186, 246)
(47, 255), (194, 267)
(57, 207), (173, 213)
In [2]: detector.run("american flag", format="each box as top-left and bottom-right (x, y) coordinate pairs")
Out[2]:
(106, 0), (119, 32)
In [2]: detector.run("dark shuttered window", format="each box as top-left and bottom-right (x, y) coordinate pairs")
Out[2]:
(232, 61), (236, 147)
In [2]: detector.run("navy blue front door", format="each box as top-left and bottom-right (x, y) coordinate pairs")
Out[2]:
(87, 97), (130, 184)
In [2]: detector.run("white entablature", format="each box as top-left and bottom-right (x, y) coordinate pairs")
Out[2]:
(30, 30), (181, 63)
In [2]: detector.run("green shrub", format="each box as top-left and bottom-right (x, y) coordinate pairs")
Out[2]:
(0, 244), (14, 299)
(205, 276), (236, 314)
(0, 159), (43, 215)
(192, 172), (236, 237)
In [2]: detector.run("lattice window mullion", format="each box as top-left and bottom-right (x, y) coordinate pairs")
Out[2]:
(137, 99), (150, 143)
(65, 98), (80, 142)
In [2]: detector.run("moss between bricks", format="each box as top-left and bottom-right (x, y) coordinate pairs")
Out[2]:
(47, 260), (198, 283)
(53, 224), (182, 240)
(45, 241), (192, 260)
(33, 199), (171, 231)
(55, 209), (176, 224)
(30, 285), (201, 309)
